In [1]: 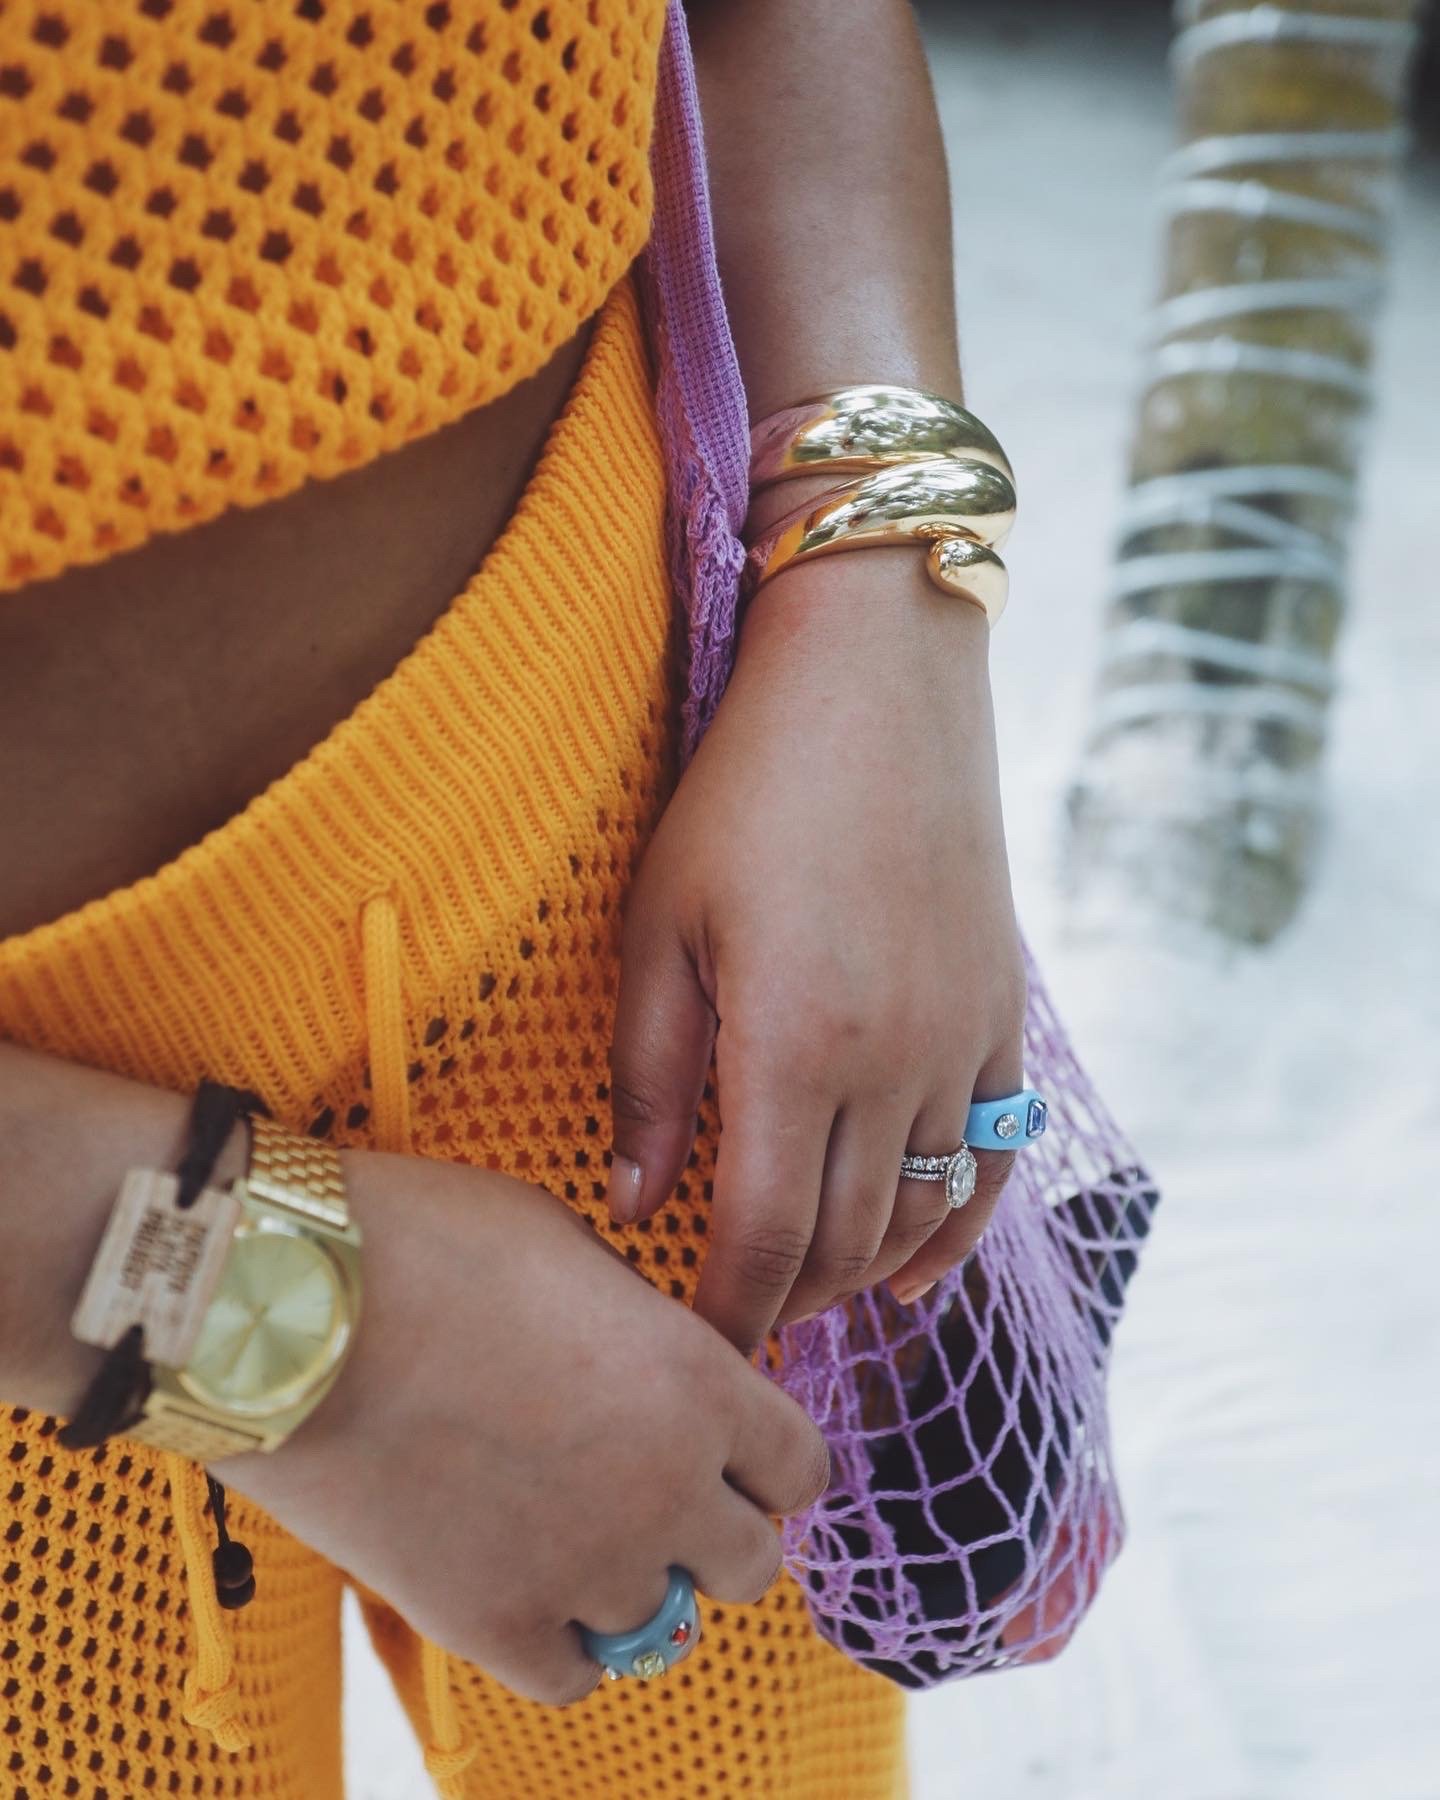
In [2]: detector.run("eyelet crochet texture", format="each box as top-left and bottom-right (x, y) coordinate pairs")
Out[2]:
(0, 0), (666, 591)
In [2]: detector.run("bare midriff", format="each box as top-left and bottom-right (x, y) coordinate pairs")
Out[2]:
(0, 321), (592, 942)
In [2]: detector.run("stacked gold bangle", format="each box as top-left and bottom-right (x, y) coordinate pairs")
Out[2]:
(743, 384), (1017, 625)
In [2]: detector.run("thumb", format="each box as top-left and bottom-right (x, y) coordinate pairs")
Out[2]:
(605, 892), (716, 1226)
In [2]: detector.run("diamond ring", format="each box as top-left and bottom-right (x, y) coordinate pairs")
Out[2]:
(898, 1143), (979, 1210)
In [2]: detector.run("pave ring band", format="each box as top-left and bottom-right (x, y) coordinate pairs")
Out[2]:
(899, 1143), (979, 1209)
(579, 1566), (700, 1682)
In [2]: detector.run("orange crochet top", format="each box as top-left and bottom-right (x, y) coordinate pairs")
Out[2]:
(0, 0), (667, 592)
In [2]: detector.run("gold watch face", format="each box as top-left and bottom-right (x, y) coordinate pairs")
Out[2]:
(179, 1219), (350, 1417)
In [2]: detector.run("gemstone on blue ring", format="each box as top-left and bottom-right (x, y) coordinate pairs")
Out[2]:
(963, 1089), (1049, 1152)
(579, 1567), (699, 1682)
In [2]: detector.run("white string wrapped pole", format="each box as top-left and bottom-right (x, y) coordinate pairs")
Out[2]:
(1064, 0), (1425, 945)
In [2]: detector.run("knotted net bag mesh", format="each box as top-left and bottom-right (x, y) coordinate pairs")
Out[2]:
(644, 0), (1159, 1687)
(772, 940), (1157, 1684)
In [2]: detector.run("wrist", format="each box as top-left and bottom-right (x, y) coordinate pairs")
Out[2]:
(216, 1145), (392, 1488)
(736, 529), (992, 674)
(0, 1054), (195, 1417)
(738, 385), (1011, 658)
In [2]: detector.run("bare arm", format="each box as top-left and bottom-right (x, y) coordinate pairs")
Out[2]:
(0, 1043), (200, 1416)
(688, 0), (963, 419)
(603, 1), (1024, 1347)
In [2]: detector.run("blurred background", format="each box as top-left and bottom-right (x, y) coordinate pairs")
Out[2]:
(346, 2), (1440, 1793)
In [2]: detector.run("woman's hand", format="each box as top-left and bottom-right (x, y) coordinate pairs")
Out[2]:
(224, 1149), (829, 1706)
(0, 1047), (826, 1707)
(604, 544), (1027, 1354)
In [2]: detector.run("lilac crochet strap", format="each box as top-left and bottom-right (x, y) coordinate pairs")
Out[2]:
(636, 1), (750, 767)
(639, 0), (1160, 1685)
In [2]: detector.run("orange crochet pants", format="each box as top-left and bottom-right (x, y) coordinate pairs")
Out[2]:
(0, 276), (907, 1800)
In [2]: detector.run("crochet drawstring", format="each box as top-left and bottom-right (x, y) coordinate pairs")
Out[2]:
(165, 1086), (264, 1758)
(168, 894), (474, 1779)
(361, 892), (414, 1160)
(169, 1453), (252, 1752)
(361, 893), (477, 1795)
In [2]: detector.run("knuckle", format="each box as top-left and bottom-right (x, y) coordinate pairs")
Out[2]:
(527, 1666), (600, 1707)
(841, 1181), (894, 1248)
(770, 1003), (869, 1084)
(799, 1429), (833, 1509)
(985, 943), (1028, 1022)
(606, 1070), (671, 1129)
(740, 1538), (786, 1606)
(553, 1669), (604, 1708)
(736, 1225), (811, 1295)
(821, 1003), (868, 1049)
(889, 1205), (951, 1255)
(777, 1425), (832, 1516)
(805, 1243), (875, 1294)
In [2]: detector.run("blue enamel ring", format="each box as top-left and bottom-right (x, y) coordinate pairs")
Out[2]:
(964, 1089), (1048, 1151)
(580, 1567), (700, 1681)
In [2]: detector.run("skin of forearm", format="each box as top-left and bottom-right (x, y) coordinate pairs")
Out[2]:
(686, 0), (963, 429)
(684, 0), (991, 659)
(0, 1043), (229, 1416)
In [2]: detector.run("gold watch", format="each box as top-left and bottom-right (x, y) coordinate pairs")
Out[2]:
(124, 1116), (363, 1462)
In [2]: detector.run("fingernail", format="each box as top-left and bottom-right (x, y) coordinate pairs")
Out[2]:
(607, 1154), (644, 1224)
(892, 1278), (936, 1308)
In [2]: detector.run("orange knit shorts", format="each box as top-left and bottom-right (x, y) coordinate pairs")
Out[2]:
(0, 276), (906, 1800)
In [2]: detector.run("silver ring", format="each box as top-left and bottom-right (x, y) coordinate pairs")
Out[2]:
(898, 1142), (978, 1209)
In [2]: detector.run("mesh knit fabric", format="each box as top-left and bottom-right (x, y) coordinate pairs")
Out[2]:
(0, 277), (907, 1799)
(1, 1409), (348, 1799)
(0, 0), (666, 591)
(0, 0), (1156, 1750)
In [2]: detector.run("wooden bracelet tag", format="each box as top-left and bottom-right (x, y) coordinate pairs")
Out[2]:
(72, 1168), (242, 1367)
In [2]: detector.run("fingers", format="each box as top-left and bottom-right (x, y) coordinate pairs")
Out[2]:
(886, 1051), (1023, 1305)
(606, 886), (717, 1226)
(562, 1492), (785, 1703)
(774, 1098), (914, 1325)
(570, 1562), (675, 1637)
(723, 1355), (831, 1517)
(683, 1486), (786, 1607)
(484, 1616), (604, 1709)
(690, 1052), (832, 1353)
(884, 1149), (1012, 1305)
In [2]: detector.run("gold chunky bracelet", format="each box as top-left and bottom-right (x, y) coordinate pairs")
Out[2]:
(749, 383), (1013, 489)
(744, 462), (1013, 622)
(743, 384), (1017, 624)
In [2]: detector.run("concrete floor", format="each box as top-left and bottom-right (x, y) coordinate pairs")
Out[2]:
(343, 7), (1440, 1795)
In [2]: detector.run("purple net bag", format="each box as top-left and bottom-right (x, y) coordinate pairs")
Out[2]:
(638, 1), (1160, 1685)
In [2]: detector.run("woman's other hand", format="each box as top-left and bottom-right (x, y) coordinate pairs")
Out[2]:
(0, 1046), (828, 1707)
(224, 1149), (830, 1705)
(604, 546), (1027, 1354)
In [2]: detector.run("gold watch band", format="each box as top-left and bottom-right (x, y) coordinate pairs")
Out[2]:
(245, 1113), (348, 1229)
(124, 1397), (265, 1462)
